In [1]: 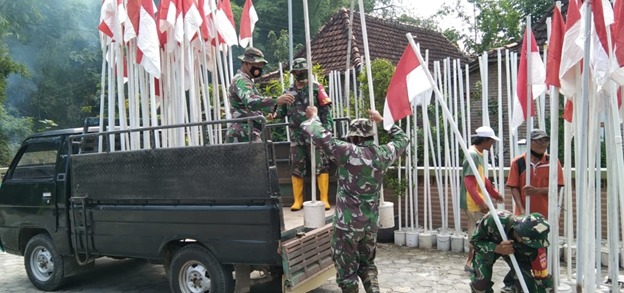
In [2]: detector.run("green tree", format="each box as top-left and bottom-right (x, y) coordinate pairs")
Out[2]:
(0, 1), (39, 165)
(438, 0), (552, 54)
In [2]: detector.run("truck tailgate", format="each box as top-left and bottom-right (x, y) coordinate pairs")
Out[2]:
(281, 223), (335, 292)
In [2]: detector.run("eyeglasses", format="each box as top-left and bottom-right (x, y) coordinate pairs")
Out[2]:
(532, 138), (549, 144)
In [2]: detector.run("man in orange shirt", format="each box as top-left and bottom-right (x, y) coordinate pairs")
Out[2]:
(506, 129), (564, 218)
(502, 129), (564, 293)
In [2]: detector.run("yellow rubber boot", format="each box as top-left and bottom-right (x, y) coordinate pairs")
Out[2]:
(317, 173), (331, 210)
(291, 176), (304, 211)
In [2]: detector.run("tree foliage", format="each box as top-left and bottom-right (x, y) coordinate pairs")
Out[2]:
(438, 0), (552, 54)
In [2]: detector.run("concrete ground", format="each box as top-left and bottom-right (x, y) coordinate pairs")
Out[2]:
(4, 242), (612, 293)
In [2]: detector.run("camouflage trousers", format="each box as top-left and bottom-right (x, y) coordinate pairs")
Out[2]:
(290, 142), (330, 177)
(225, 123), (262, 143)
(331, 228), (380, 293)
(470, 251), (553, 293)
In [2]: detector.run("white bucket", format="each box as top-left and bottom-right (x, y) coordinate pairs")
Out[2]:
(394, 230), (406, 246)
(379, 202), (394, 229)
(600, 248), (609, 267)
(430, 230), (438, 248)
(620, 248), (624, 268)
(303, 201), (325, 228)
(463, 235), (470, 253)
(451, 234), (464, 253)
(419, 232), (433, 249)
(437, 233), (450, 251)
(406, 230), (419, 247)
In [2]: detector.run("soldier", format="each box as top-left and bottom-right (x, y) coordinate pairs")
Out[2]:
(301, 106), (409, 293)
(226, 47), (294, 143)
(470, 211), (553, 293)
(271, 58), (334, 211)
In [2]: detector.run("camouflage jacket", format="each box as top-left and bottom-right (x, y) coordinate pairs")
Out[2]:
(470, 210), (553, 286)
(301, 117), (409, 232)
(274, 82), (333, 145)
(228, 69), (277, 121)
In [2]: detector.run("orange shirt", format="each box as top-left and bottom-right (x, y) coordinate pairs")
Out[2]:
(506, 153), (564, 219)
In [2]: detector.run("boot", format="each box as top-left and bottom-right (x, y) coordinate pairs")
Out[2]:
(341, 285), (359, 293)
(317, 173), (331, 210)
(291, 175), (304, 211)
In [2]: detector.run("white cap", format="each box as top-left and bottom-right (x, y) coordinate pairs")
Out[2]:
(475, 126), (500, 141)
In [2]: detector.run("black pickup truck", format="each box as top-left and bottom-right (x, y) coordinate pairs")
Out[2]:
(0, 118), (334, 292)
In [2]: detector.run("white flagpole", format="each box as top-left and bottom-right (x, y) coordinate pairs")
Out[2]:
(497, 49), (505, 209)
(98, 44), (107, 152)
(407, 32), (530, 293)
(357, 0), (394, 228)
(524, 17), (533, 216)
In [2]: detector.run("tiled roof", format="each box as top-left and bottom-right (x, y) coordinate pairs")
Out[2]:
(296, 8), (468, 72)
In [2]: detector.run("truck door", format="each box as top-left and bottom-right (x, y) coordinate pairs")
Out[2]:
(0, 137), (61, 234)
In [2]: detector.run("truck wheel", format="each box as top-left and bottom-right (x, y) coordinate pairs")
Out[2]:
(24, 234), (66, 291)
(169, 245), (234, 293)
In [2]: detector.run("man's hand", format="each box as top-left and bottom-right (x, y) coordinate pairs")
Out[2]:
(523, 185), (540, 195)
(368, 109), (383, 123)
(267, 113), (276, 120)
(479, 203), (489, 214)
(306, 106), (318, 119)
(494, 240), (515, 255)
(277, 93), (295, 106)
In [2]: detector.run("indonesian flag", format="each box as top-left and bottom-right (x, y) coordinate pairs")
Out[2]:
(239, 0), (258, 48)
(157, 0), (183, 51)
(136, 0), (161, 77)
(546, 5), (565, 88)
(197, 0), (215, 41)
(511, 28), (546, 133)
(585, 0), (614, 91)
(612, 0), (624, 85)
(99, 0), (126, 44)
(215, 0), (238, 46)
(559, 0), (583, 98)
(182, 0), (202, 42)
(383, 44), (433, 130)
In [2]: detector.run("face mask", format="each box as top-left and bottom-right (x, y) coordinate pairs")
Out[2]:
(294, 72), (308, 81)
(249, 66), (263, 78)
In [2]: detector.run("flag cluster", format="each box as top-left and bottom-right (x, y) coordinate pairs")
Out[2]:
(382, 0), (624, 130)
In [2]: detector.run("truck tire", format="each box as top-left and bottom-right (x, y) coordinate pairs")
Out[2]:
(24, 234), (66, 291)
(169, 244), (234, 293)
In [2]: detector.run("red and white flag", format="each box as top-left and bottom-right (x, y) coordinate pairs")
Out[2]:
(157, 0), (183, 51)
(612, 0), (624, 85)
(99, 0), (126, 44)
(239, 0), (258, 48)
(182, 0), (202, 41)
(546, 5), (565, 89)
(215, 0), (238, 46)
(559, 0), (583, 98)
(136, 0), (161, 77)
(585, 0), (614, 91)
(511, 28), (546, 132)
(383, 44), (433, 130)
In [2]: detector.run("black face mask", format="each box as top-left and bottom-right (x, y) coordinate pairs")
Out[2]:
(531, 149), (545, 160)
(294, 72), (307, 81)
(250, 66), (263, 78)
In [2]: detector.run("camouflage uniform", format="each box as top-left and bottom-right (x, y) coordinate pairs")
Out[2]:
(274, 81), (333, 176)
(302, 117), (409, 293)
(226, 48), (277, 143)
(470, 211), (553, 293)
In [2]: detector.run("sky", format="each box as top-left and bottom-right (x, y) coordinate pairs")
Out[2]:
(393, 0), (475, 32)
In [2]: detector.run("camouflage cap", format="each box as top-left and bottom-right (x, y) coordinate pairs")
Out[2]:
(292, 58), (309, 71)
(347, 118), (375, 138)
(238, 47), (268, 64)
(513, 213), (550, 249)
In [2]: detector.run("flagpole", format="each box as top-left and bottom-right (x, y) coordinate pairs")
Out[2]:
(406, 32), (530, 293)
(357, 0), (394, 228)
(525, 17), (533, 216)
(301, 0), (325, 229)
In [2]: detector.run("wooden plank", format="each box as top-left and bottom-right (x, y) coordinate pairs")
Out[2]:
(282, 223), (334, 288)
